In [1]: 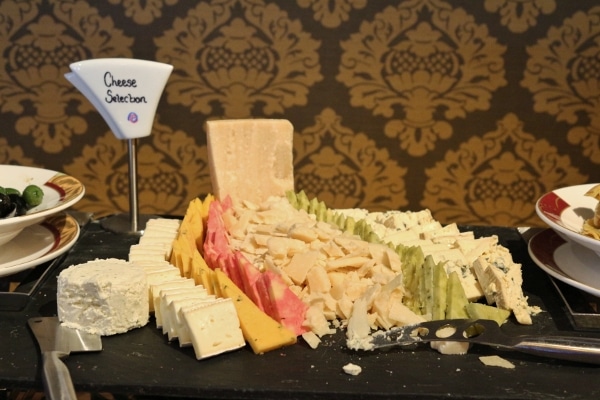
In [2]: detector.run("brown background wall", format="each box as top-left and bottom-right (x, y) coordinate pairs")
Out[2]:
(1, 0), (599, 227)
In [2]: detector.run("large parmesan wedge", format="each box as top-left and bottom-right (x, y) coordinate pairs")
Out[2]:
(206, 119), (294, 204)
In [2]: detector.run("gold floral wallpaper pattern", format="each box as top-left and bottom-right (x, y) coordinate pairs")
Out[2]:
(1, 0), (598, 227)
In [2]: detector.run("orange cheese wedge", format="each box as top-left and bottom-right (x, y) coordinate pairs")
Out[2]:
(214, 269), (297, 354)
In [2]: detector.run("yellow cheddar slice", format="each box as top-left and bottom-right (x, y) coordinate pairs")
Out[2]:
(214, 269), (297, 354)
(191, 250), (216, 295)
(201, 194), (214, 221)
(187, 198), (206, 250)
(172, 238), (194, 278)
(170, 239), (184, 272)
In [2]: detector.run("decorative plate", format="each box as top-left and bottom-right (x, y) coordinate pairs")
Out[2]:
(0, 165), (84, 246)
(535, 183), (600, 258)
(0, 212), (80, 277)
(528, 228), (600, 298)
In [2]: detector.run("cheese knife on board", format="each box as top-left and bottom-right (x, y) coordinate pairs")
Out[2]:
(363, 319), (600, 364)
(28, 317), (102, 400)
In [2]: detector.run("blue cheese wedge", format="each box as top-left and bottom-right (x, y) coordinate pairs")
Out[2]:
(473, 254), (537, 325)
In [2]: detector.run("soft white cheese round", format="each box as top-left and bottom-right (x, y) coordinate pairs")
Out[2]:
(57, 258), (149, 336)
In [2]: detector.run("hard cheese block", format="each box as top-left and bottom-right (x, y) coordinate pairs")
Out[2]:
(206, 119), (294, 204)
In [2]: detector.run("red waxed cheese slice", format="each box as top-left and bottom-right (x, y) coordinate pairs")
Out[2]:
(261, 270), (308, 336)
(203, 200), (229, 269)
(220, 252), (244, 293)
(235, 251), (266, 311)
(203, 197), (307, 335)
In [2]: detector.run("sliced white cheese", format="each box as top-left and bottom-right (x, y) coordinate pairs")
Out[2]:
(301, 330), (322, 349)
(431, 340), (470, 355)
(133, 260), (174, 270)
(168, 295), (216, 343)
(129, 244), (171, 262)
(145, 267), (182, 310)
(159, 287), (207, 335)
(151, 278), (196, 324)
(181, 298), (246, 360)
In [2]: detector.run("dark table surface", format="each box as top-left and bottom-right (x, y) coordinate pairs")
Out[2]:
(1, 219), (600, 399)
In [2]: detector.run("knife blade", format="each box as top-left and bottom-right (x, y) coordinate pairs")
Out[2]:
(28, 317), (102, 400)
(364, 319), (600, 364)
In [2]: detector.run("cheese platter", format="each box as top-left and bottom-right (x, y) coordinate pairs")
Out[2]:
(4, 119), (600, 399)
(47, 120), (544, 361)
(4, 220), (599, 400)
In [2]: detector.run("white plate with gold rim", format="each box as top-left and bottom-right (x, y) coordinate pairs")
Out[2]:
(528, 228), (600, 298)
(0, 213), (80, 277)
(535, 183), (600, 258)
(0, 165), (84, 247)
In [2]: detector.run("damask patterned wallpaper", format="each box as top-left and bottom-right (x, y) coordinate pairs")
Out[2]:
(1, 0), (599, 227)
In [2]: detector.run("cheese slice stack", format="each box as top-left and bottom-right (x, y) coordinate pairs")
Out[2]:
(137, 219), (246, 359)
(206, 119), (294, 204)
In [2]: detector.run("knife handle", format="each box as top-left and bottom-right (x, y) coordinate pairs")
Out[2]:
(514, 335), (600, 364)
(42, 351), (77, 400)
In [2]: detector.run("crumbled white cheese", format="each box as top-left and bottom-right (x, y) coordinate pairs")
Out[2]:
(223, 194), (539, 352)
(479, 355), (516, 369)
(57, 258), (149, 336)
(343, 362), (362, 375)
(430, 341), (470, 355)
(302, 331), (321, 349)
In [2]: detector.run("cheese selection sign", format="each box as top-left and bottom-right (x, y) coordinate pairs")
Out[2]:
(103, 71), (148, 105)
(65, 58), (173, 139)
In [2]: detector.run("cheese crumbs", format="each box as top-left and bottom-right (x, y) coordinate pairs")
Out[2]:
(221, 195), (540, 351)
(223, 196), (420, 341)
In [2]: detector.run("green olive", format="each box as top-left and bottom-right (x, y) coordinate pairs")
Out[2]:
(5, 188), (20, 196)
(22, 185), (44, 207)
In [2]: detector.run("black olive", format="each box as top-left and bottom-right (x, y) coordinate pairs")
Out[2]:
(0, 193), (15, 218)
(8, 193), (27, 216)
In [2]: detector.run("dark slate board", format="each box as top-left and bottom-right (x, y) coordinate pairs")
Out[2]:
(1, 221), (600, 399)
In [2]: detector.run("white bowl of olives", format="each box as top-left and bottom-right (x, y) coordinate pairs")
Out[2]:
(0, 165), (85, 247)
